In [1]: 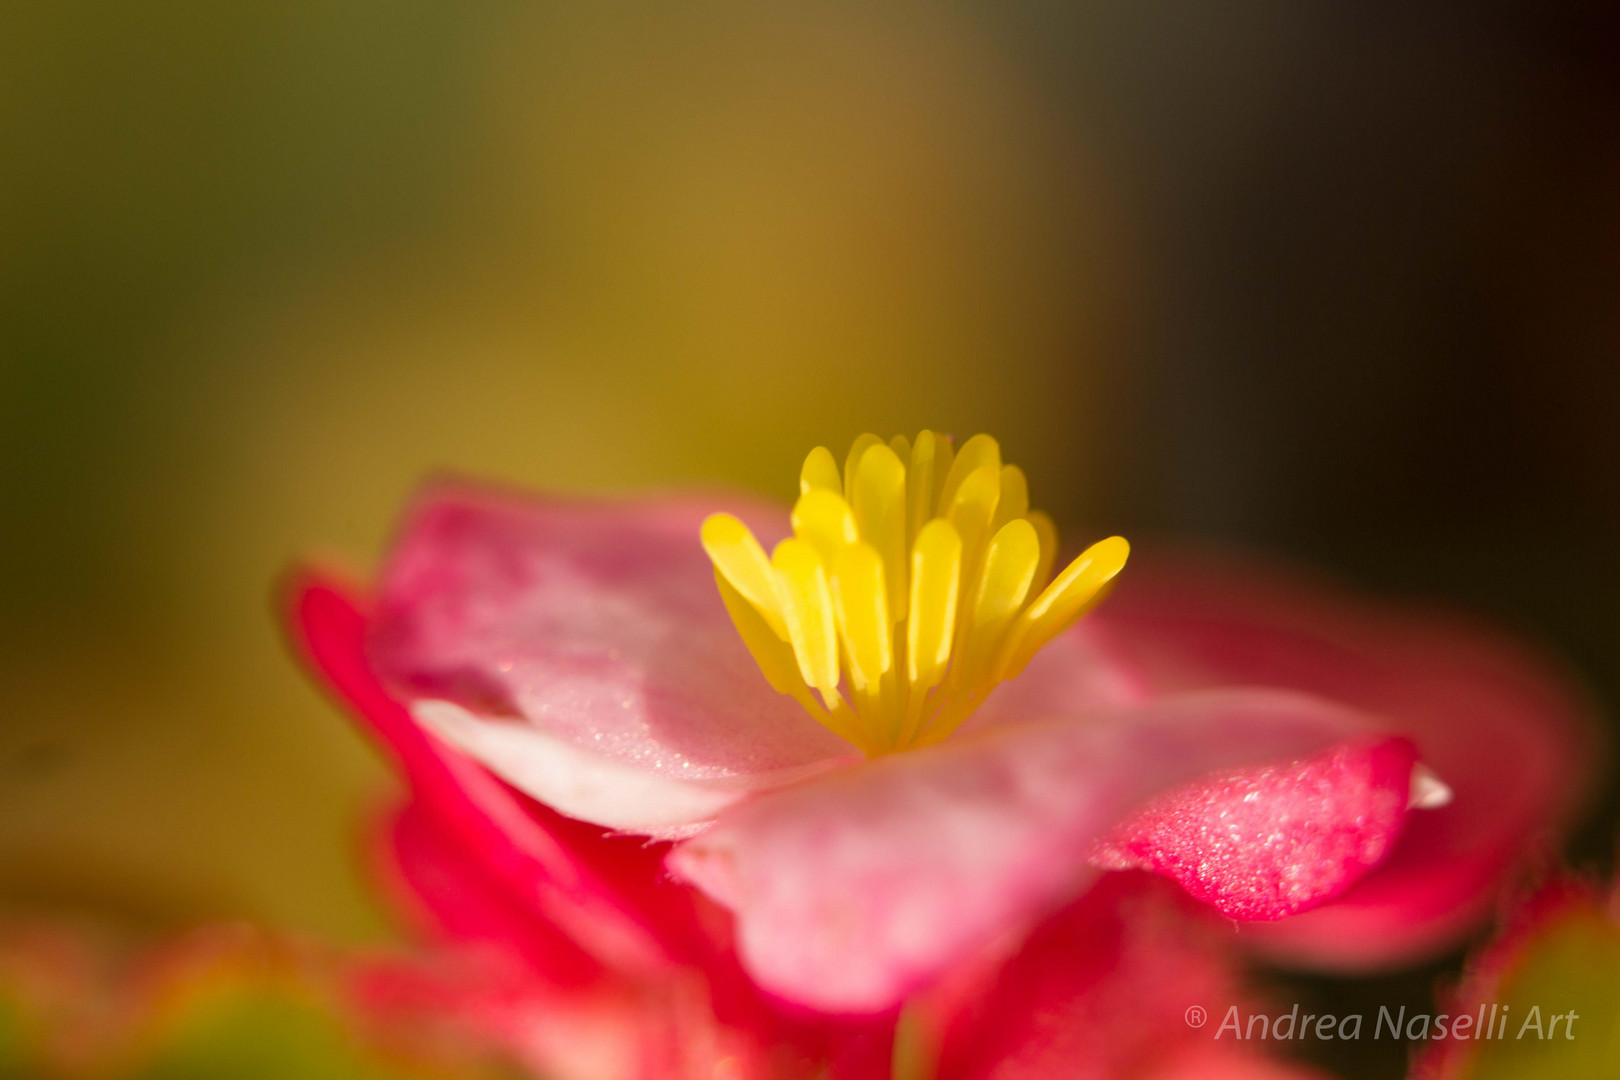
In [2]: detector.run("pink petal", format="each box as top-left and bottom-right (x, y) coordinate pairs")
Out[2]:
(1091, 737), (1420, 921)
(668, 690), (1376, 1013)
(1088, 551), (1600, 970)
(934, 873), (1330, 1080)
(288, 572), (713, 976)
(365, 485), (856, 832)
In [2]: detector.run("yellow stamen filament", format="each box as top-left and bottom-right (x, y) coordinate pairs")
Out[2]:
(702, 431), (1128, 755)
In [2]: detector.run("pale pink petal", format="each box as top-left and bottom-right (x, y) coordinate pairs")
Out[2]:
(409, 697), (775, 836)
(934, 873), (1329, 1080)
(1088, 551), (1600, 970)
(957, 621), (1148, 735)
(1091, 737), (1420, 921)
(365, 485), (857, 832)
(288, 572), (716, 975)
(668, 690), (1377, 1013)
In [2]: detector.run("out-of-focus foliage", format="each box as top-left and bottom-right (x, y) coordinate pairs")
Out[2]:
(1416, 881), (1620, 1079)
(0, 922), (516, 1080)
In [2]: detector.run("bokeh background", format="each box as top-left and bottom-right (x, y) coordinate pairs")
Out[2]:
(3, 2), (1618, 1070)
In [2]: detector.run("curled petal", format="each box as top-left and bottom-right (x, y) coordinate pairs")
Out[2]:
(1091, 737), (1420, 921)
(1088, 552), (1600, 969)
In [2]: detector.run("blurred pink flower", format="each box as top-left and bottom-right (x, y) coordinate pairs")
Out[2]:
(0, 919), (519, 1078)
(284, 472), (1593, 1071)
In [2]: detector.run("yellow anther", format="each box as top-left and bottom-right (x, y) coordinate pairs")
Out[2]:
(849, 443), (908, 622)
(935, 433), (1000, 517)
(946, 465), (1002, 572)
(906, 519), (962, 690)
(1027, 510), (1059, 591)
(943, 465), (1001, 668)
(922, 518), (1041, 744)
(831, 541), (892, 692)
(992, 464), (1028, 532)
(972, 518), (1041, 635)
(905, 430), (948, 547)
(702, 432), (1127, 755)
(844, 433), (885, 497)
(771, 538), (842, 706)
(792, 488), (859, 567)
(800, 446), (842, 495)
(713, 570), (804, 696)
(719, 570), (868, 749)
(701, 513), (787, 639)
(994, 535), (1130, 681)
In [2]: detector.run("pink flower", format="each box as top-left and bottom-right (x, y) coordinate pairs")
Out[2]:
(285, 431), (1594, 1028)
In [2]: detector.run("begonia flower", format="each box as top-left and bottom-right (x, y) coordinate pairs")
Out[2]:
(285, 431), (1594, 1021)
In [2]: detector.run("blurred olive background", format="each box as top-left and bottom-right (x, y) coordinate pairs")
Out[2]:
(3, 0), (1619, 965)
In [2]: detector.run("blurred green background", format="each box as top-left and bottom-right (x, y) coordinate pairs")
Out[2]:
(2, 0), (1618, 979)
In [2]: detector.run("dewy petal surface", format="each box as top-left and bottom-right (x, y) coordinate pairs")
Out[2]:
(365, 485), (858, 832)
(667, 689), (1377, 1013)
(1087, 551), (1600, 969)
(1091, 736), (1420, 921)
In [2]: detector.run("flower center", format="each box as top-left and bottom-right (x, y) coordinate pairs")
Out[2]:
(702, 432), (1128, 755)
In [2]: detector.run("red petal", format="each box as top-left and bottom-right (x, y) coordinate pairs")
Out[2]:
(934, 874), (1330, 1080)
(1092, 737), (1419, 921)
(378, 799), (604, 988)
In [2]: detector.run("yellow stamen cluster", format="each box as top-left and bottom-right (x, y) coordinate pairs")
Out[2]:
(701, 432), (1129, 755)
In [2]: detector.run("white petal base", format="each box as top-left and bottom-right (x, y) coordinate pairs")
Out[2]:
(413, 699), (746, 835)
